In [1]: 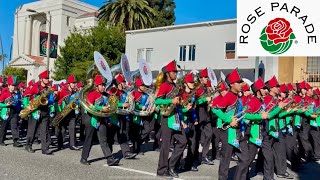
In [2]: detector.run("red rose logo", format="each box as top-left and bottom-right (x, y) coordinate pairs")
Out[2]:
(265, 18), (292, 45)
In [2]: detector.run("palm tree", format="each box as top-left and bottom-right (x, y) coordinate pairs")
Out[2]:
(98, 0), (157, 30)
(0, 54), (7, 74)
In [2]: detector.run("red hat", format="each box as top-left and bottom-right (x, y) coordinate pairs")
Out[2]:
(266, 76), (279, 89)
(60, 82), (65, 87)
(39, 70), (49, 79)
(77, 81), (83, 88)
(67, 75), (76, 84)
(299, 81), (307, 90)
(0, 76), (3, 83)
(225, 68), (243, 85)
(306, 83), (312, 90)
(7, 76), (17, 86)
(18, 82), (25, 89)
(115, 74), (125, 83)
(251, 77), (266, 93)
(316, 88), (320, 95)
(279, 84), (288, 93)
(94, 75), (105, 86)
(28, 80), (35, 87)
(52, 84), (59, 91)
(200, 68), (208, 77)
(217, 81), (228, 92)
(162, 60), (177, 73)
(135, 77), (144, 87)
(242, 83), (250, 91)
(287, 83), (294, 91)
(184, 73), (194, 83)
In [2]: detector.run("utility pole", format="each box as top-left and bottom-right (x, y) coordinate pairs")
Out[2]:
(0, 34), (4, 74)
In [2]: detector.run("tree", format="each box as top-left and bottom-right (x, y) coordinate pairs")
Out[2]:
(0, 54), (7, 73)
(3, 67), (27, 83)
(98, 0), (157, 30)
(147, 0), (176, 27)
(53, 22), (125, 82)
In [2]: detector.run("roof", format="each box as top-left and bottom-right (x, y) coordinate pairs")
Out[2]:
(9, 54), (46, 67)
(77, 12), (99, 19)
(26, 55), (44, 65)
(125, 18), (237, 34)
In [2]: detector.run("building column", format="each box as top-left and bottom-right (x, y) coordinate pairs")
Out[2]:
(24, 16), (32, 55)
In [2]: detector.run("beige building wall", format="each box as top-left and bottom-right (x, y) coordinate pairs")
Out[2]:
(292, 57), (307, 83)
(278, 56), (307, 84)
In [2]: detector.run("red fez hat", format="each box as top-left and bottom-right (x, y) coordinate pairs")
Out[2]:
(266, 76), (279, 89)
(306, 83), (312, 90)
(287, 83), (294, 91)
(115, 74), (125, 83)
(7, 76), (17, 86)
(162, 60), (177, 73)
(316, 88), (320, 95)
(279, 84), (288, 93)
(94, 75), (105, 86)
(77, 81), (83, 88)
(298, 81), (306, 89)
(135, 77), (144, 87)
(225, 68), (243, 85)
(67, 75), (76, 84)
(200, 68), (208, 77)
(18, 82), (25, 89)
(28, 80), (35, 87)
(251, 77), (266, 93)
(242, 83), (250, 91)
(184, 73), (194, 83)
(39, 70), (49, 79)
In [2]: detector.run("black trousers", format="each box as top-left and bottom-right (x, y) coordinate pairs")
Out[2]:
(157, 116), (187, 175)
(260, 135), (275, 180)
(218, 129), (250, 180)
(309, 126), (320, 158)
(130, 117), (152, 153)
(108, 115), (131, 156)
(285, 130), (301, 168)
(273, 132), (287, 175)
(149, 115), (161, 150)
(0, 111), (20, 143)
(185, 123), (200, 167)
(200, 121), (213, 159)
(247, 142), (259, 176)
(26, 110), (51, 151)
(299, 119), (314, 159)
(211, 127), (221, 159)
(55, 115), (77, 148)
(81, 114), (113, 160)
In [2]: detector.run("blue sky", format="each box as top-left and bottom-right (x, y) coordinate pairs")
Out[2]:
(0, 0), (236, 72)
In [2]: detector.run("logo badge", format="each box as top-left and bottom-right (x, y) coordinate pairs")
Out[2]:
(100, 60), (106, 71)
(143, 65), (148, 75)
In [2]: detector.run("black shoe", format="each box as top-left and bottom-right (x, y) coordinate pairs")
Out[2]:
(169, 147), (174, 152)
(80, 158), (90, 165)
(34, 139), (41, 144)
(124, 152), (137, 159)
(277, 172), (294, 179)
(13, 141), (23, 147)
(202, 157), (214, 165)
(157, 172), (173, 179)
(25, 146), (35, 153)
(0, 143), (6, 146)
(107, 157), (120, 166)
(231, 155), (238, 161)
(191, 166), (198, 171)
(154, 148), (160, 152)
(42, 150), (53, 155)
(168, 169), (179, 178)
(70, 146), (80, 151)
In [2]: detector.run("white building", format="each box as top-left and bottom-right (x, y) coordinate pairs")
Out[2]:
(125, 19), (279, 81)
(9, 0), (98, 82)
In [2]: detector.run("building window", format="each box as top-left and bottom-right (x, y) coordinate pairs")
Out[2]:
(146, 48), (153, 62)
(179, 45), (186, 61)
(188, 45), (196, 61)
(225, 42), (235, 59)
(137, 48), (145, 62)
(307, 57), (320, 82)
(67, 16), (70, 26)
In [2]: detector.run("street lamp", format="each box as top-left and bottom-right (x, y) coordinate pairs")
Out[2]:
(26, 8), (51, 77)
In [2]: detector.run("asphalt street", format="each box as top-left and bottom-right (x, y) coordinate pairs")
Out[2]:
(0, 135), (320, 180)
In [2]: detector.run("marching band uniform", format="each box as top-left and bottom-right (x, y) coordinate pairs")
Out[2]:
(25, 70), (54, 155)
(56, 75), (80, 150)
(80, 75), (119, 166)
(77, 81), (86, 141)
(211, 68), (250, 180)
(195, 68), (214, 165)
(0, 76), (23, 147)
(156, 60), (187, 178)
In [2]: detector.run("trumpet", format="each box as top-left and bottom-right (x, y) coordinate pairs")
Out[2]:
(221, 107), (247, 130)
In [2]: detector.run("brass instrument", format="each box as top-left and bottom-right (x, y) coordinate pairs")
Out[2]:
(221, 107), (247, 130)
(133, 87), (156, 116)
(51, 97), (78, 127)
(19, 87), (53, 120)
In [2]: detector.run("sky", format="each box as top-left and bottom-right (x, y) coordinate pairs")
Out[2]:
(0, 0), (236, 72)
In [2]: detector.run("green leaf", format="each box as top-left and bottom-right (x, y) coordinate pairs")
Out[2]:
(290, 33), (296, 40)
(260, 33), (268, 41)
(267, 39), (274, 46)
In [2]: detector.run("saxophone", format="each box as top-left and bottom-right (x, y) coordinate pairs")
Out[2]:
(51, 97), (79, 127)
(19, 87), (53, 120)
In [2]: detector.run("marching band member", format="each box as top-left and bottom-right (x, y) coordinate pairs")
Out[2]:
(195, 68), (214, 165)
(25, 70), (54, 155)
(108, 74), (136, 159)
(80, 75), (119, 166)
(155, 60), (187, 178)
(0, 76), (23, 147)
(0, 76), (4, 96)
(56, 75), (80, 150)
(77, 81), (86, 141)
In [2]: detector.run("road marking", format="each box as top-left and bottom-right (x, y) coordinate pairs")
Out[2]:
(104, 165), (184, 180)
